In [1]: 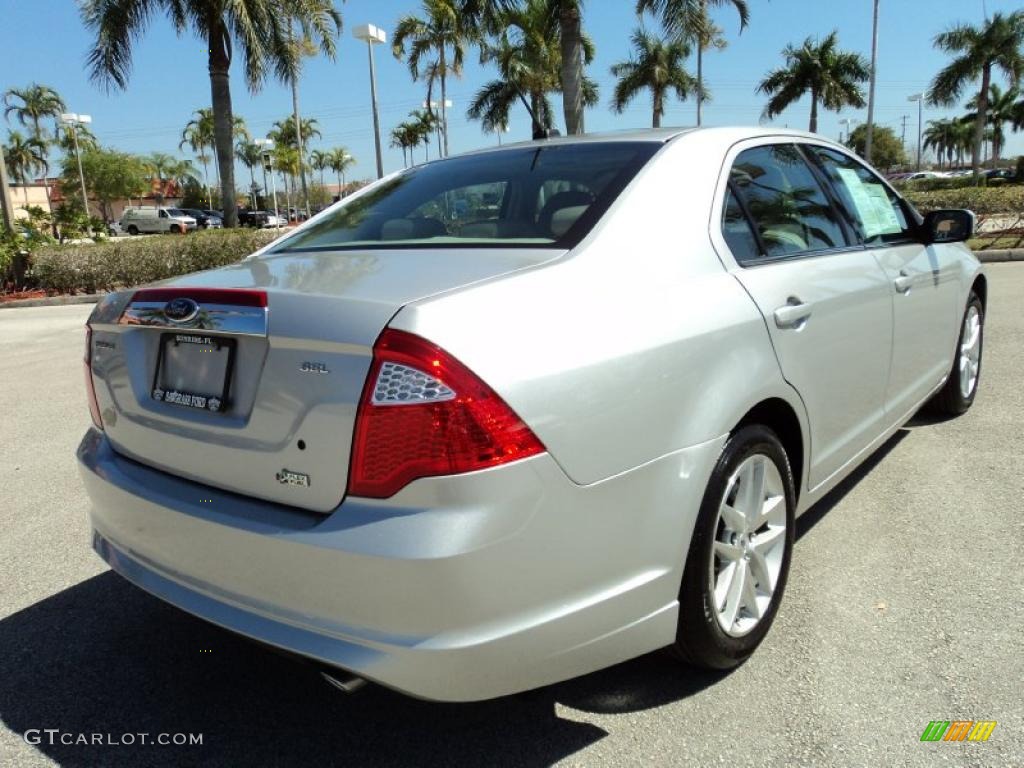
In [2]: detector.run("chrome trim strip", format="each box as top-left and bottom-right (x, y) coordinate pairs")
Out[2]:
(118, 301), (268, 337)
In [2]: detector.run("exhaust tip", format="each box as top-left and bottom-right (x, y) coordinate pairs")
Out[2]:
(320, 669), (367, 694)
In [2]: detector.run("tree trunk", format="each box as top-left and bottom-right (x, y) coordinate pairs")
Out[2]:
(809, 91), (819, 134)
(439, 47), (450, 158)
(208, 22), (238, 227)
(531, 92), (546, 139)
(559, 1), (585, 135)
(696, 41), (704, 127)
(970, 65), (991, 181)
(653, 91), (663, 129)
(291, 75), (310, 219)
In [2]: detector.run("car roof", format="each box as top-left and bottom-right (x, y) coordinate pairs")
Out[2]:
(454, 125), (848, 159)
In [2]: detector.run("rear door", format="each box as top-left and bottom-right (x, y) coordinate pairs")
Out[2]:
(716, 141), (894, 490)
(807, 146), (961, 417)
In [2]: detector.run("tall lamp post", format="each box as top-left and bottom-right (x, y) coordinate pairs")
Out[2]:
(354, 24), (386, 180)
(908, 93), (924, 171)
(60, 112), (92, 219)
(839, 118), (856, 144)
(254, 139), (281, 229)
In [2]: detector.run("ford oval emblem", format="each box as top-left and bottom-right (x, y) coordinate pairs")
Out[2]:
(164, 297), (200, 323)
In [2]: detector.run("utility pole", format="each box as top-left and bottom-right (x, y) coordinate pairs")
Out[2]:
(0, 141), (15, 231)
(864, 0), (880, 163)
(900, 115), (909, 151)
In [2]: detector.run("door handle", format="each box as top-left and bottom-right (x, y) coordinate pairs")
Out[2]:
(894, 271), (913, 294)
(773, 298), (813, 329)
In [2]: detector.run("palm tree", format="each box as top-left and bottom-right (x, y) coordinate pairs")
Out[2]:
(393, 0), (474, 158)
(923, 118), (956, 169)
(328, 147), (356, 194)
(4, 83), (67, 217)
(757, 31), (870, 133)
(56, 123), (99, 155)
(966, 83), (1020, 166)
(928, 11), (1024, 178)
(180, 110), (216, 207)
(3, 131), (48, 205)
(611, 28), (698, 128)
(236, 139), (264, 204)
(82, 0), (340, 228)
(2, 83), (66, 141)
(468, 0), (597, 139)
(391, 126), (413, 168)
(636, 0), (749, 126)
(308, 148), (329, 188)
(145, 152), (176, 205)
(279, 14), (342, 218)
(553, 0), (586, 135)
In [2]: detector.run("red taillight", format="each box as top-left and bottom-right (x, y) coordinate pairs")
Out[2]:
(84, 326), (103, 430)
(348, 329), (545, 498)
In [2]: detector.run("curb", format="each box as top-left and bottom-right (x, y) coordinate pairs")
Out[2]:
(0, 293), (107, 310)
(976, 249), (1024, 263)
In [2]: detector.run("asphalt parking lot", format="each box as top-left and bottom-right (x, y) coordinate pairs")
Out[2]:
(2, 264), (1022, 767)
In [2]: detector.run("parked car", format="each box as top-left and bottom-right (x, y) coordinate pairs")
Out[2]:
(237, 209), (286, 228)
(119, 206), (197, 235)
(983, 168), (1014, 181)
(179, 208), (223, 229)
(80, 128), (985, 702)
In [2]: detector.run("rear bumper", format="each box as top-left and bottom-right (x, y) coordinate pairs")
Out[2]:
(78, 429), (724, 701)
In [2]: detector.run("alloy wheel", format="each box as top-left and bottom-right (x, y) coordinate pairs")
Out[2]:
(709, 453), (788, 638)
(959, 305), (981, 399)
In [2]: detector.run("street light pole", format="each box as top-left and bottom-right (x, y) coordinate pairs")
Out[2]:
(255, 139), (281, 229)
(864, 0), (880, 163)
(424, 100), (453, 160)
(908, 93), (924, 171)
(354, 24), (387, 180)
(61, 113), (92, 219)
(839, 118), (855, 144)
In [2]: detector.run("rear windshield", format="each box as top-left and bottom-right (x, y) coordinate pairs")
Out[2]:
(271, 142), (659, 253)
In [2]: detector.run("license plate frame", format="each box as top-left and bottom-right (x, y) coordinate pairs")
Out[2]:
(151, 332), (236, 413)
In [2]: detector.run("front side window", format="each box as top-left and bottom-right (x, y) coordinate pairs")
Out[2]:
(272, 142), (659, 253)
(809, 147), (914, 246)
(729, 144), (849, 260)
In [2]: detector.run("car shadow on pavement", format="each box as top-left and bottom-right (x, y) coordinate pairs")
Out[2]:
(0, 571), (728, 767)
(795, 428), (909, 541)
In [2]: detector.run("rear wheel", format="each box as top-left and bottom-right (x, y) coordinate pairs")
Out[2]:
(673, 425), (795, 669)
(930, 292), (983, 415)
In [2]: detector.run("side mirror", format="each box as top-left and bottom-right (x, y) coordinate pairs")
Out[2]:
(923, 209), (974, 244)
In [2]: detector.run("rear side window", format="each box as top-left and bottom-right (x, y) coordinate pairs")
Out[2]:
(721, 189), (761, 263)
(272, 142), (659, 253)
(728, 144), (849, 260)
(809, 147), (914, 246)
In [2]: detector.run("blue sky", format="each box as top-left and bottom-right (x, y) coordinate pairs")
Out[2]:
(2, 0), (1021, 182)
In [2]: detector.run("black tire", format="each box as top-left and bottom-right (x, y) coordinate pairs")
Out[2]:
(930, 292), (984, 416)
(126, 225), (138, 236)
(672, 425), (796, 669)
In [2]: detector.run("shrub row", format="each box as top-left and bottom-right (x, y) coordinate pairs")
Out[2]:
(903, 185), (1024, 215)
(31, 229), (282, 294)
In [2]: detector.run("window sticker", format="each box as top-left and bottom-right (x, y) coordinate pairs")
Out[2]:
(835, 168), (902, 238)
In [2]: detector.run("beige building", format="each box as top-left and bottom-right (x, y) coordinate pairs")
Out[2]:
(9, 177), (182, 222)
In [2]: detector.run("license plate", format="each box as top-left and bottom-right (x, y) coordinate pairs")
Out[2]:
(151, 333), (235, 412)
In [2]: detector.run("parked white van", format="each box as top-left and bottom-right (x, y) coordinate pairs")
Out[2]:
(120, 207), (197, 235)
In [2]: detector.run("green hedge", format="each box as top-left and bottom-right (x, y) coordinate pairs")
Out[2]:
(903, 185), (1024, 215)
(31, 229), (282, 294)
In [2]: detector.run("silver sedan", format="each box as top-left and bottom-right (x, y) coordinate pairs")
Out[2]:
(79, 127), (985, 701)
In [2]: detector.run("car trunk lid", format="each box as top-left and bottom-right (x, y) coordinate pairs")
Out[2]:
(86, 248), (558, 513)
